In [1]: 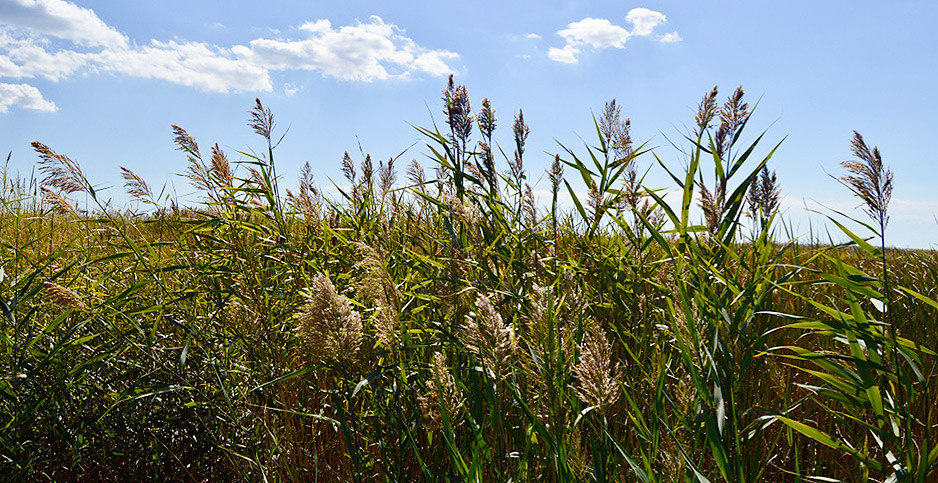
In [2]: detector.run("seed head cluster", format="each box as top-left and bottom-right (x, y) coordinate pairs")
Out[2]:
(295, 273), (363, 364)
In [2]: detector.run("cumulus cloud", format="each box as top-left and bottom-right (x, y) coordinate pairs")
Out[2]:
(233, 16), (457, 82)
(547, 44), (579, 64)
(93, 40), (272, 92)
(0, 32), (89, 80)
(525, 33), (541, 40)
(624, 8), (667, 36)
(0, 0), (126, 48)
(557, 17), (629, 50)
(0, 1), (459, 113)
(0, 82), (56, 112)
(548, 7), (677, 64)
(658, 31), (683, 43)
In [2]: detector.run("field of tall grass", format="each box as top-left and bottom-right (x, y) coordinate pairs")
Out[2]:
(1, 80), (936, 482)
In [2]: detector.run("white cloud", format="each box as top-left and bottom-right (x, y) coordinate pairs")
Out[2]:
(283, 82), (298, 96)
(0, 82), (56, 112)
(525, 33), (541, 40)
(0, 33), (89, 80)
(93, 40), (272, 93)
(0, 0), (127, 48)
(234, 16), (457, 82)
(0, 3), (459, 112)
(557, 17), (630, 49)
(658, 31), (683, 43)
(548, 7), (677, 64)
(548, 44), (580, 64)
(625, 7), (667, 37)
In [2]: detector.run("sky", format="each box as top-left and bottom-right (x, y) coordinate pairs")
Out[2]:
(1, 0), (937, 248)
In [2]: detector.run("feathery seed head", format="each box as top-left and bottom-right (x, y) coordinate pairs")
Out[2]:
(295, 273), (363, 364)
(466, 294), (516, 379)
(477, 97), (496, 140)
(42, 281), (89, 311)
(549, 154), (565, 197)
(249, 97), (274, 141)
(419, 352), (465, 430)
(840, 131), (893, 230)
(171, 124), (200, 157)
(33, 141), (87, 194)
(210, 144), (232, 186)
(575, 326), (621, 412)
(120, 167), (153, 203)
(695, 86), (719, 135)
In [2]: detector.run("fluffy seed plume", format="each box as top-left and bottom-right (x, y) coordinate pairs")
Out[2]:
(699, 181), (725, 234)
(354, 243), (400, 348)
(407, 159), (426, 193)
(588, 179), (605, 226)
(32, 142), (87, 194)
(840, 131), (893, 231)
(443, 75), (473, 151)
(574, 326), (621, 412)
(715, 86), (749, 159)
(378, 156), (397, 199)
(746, 166), (781, 221)
(171, 124), (200, 158)
(695, 85), (719, 136)
(42, 281), (89, 311)
(41, 186), (74, 215)
(509, 109), (530, 185)
(599, 99), (633, 163)
(249, 97), (274, 141)
(210, 144), (232, 187)
(295, 273), (363, 364)
(120, 167), (153, 204)
(549, 154), (564, 198)
(466, 294), (516, 379)
(295, 162), (320, 221)
(419, 352), (465, 430)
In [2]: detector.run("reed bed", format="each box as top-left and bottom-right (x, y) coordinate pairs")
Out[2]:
(0, 81), (935, 482)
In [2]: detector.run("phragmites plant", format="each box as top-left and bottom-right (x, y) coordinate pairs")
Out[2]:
(210, 143), (233, 188)
(33, 141), (89, 195)
(7, 82), (937, 482)
(697, 86), (752, 234)
(120, 166), (154, 205)
(599, 99), (632, 163)
(574, 325), (620, 413)
(353, 243), (400, 349)
(41, 281), (89, 311)
(418, 352), (465, 431)
(465, 294), (516, 380)
(508, 109), (529, 189)
(295, 273), (363, 364)
(840, 130), (893, 235)
(746, 165), (781, 222)
(476, 97), (498, 194)
(443, 74), (473, 156)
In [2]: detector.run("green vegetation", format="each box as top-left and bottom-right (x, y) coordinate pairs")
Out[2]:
(1, 81), (936, 481)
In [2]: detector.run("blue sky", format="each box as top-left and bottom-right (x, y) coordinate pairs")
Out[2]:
(2, 0), (937, 247)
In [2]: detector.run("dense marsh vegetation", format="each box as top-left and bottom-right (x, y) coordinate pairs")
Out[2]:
(1, 80), (936, 482)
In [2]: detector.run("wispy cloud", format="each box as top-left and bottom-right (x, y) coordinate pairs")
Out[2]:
(0, 0), (459, 113)
(0, 82), (56, 112)
(548, 7), (676, 64)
